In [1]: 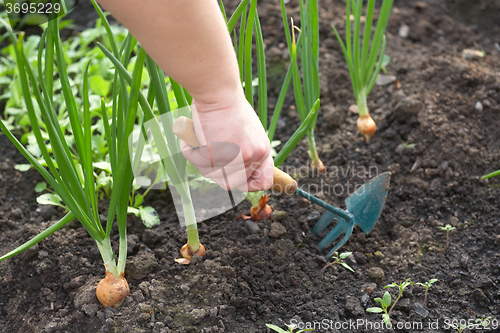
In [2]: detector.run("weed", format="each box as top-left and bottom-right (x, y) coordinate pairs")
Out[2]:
(438, 224), (456, 248)
(321, 251), (355, 274)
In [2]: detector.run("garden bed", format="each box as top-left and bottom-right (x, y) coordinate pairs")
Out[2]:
(1, 0), (500, 332)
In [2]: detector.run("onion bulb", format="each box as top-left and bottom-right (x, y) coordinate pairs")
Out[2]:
(175, 243), (206, 265)
(96, 272), (129, 308)
(357, 114), (376, 142)
(250, 194), (273, 221)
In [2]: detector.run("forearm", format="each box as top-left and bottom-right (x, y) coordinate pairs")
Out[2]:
(95, 0), (242, 106)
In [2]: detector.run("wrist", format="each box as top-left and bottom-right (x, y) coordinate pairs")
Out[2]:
(193, 86), (246, 113)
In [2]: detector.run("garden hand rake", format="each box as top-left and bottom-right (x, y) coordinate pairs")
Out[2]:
(173, 116), (391, 259)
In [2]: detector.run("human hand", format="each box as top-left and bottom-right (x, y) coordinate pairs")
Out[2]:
(179, 93), (274, 192)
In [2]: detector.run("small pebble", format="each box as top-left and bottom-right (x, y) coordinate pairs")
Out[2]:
(494, 235), (500, 246)
(271, 210), (287, 222)
(472, 288), (491, 304)
(394, 96), (423, 122)
(413, 303), (429, 318)
(475, 101), (483, 112)
(462, 49), (485, 59)
(307, 210), (321, 222)
(449, 216), (459, 226)
(376, 74), (397, 86)
(323, 104), (345, 128)
(367, 267), (385, 282)
(269, 222), (286, 238)
(414, 1), (427, 11)
(399, 24), (410, 38)
(353, 252), (367, 265)
(10, 208), (23, 220)
(244, 220), (260, 233)
(348, 104), (359, 114)
(361, 283), (377, 294)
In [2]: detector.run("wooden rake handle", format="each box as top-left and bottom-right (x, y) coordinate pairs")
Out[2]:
(172, 116), (297, 195)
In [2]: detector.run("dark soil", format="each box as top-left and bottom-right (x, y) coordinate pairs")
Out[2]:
(1, 0), (500, 332)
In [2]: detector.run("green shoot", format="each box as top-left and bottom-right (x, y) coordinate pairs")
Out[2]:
(481, 169), (500, 179)
(332, 0), (394, 141)
(321, 251), (355, 274)
(448, 322), (470, 333)
(266, 323), (313, 333)
(476, 317), (492, 329)
(438, 224), (456, 248)
(384, 278), (413, 316)
(380, 54), (391, 74)
(366, 291), (392, 327)
(416, 278), (438, 307)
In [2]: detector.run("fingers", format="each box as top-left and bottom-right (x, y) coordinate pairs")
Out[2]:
(240, 155), (274, 192)
(182, 142), (274, 192)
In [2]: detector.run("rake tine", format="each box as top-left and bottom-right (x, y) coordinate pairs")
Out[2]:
(317, 218), (350, 250)
(311, 210), (336, 235)
(326, 228), (354, 259)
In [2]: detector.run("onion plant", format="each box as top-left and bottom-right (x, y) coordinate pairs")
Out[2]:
(332, 0), (394, 141)
(0, 1), (146, 307)
(280, 0), (324, 172)
(222, 0), (320, 219)
(95, 17), (204, 264)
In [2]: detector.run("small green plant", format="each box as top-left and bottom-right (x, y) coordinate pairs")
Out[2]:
(332, 0), (394, 141)
(321, 251), (355, 274)
(366, 291), (392, 327)
(449, 322), (470, 333)
(384, 278), (413, 316)
(476, 317), (492, 329)
(380, 54), (391, 74)
(438, 224), (456, 248)
(416, 278), (437, 306)
(266, 323), (313, 333)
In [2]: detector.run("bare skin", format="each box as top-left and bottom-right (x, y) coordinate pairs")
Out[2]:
(96, 0), (274, 191)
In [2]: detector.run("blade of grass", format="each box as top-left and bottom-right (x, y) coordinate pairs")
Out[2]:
(354, 0), (363, 81)
(361, 0), (375, 84)
(237, 4), (247, 82)
(219, 0), (227, 23)
(274, 99), (320, 167)
(0, 212), (75, 261)
(255, 10), (267, 128)
(244, 0), (257, 107)
(170, 78), (190, 109)
(366, 35), (386, 94)
(17, 24), (100, 235)
(482, 170), (500, 179)
(290, 21), (306, 122)
(52, 18), (90, 208)
(83, 60), (99, 223)
(227, 0), (251, 32)
(364, 0), (393, 85)
(267, 34), (302, 142)
(115, 49), (147, 272)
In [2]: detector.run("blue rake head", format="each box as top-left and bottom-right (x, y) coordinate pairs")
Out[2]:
(307, 172), (391, 259)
